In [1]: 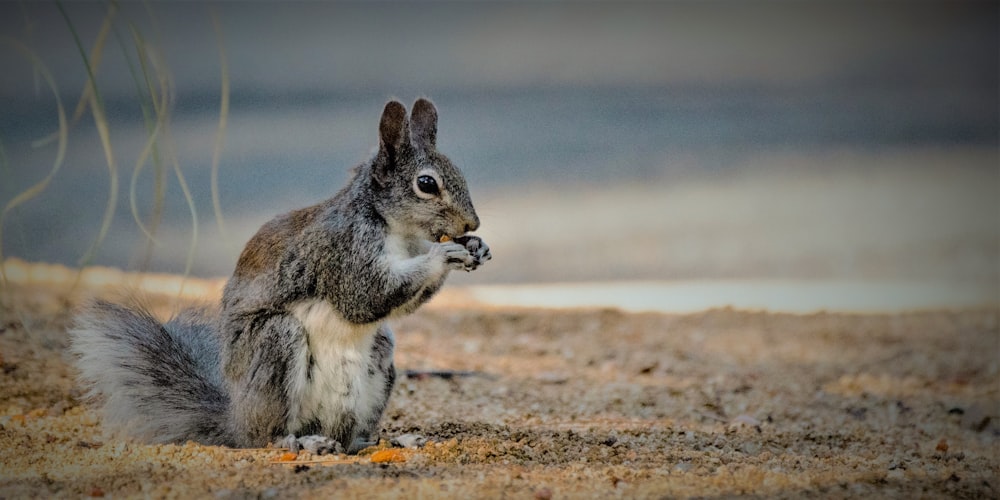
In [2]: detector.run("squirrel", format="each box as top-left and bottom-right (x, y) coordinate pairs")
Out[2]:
(69, 98), (491, 455)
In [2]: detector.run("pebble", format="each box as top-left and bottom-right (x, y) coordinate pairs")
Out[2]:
(534, 487), (553, 500)
(391, 433), (428, 449)
(537, 372), (569, 384)
(935, 439), (948, 453)
(960, 404), (992, 432)
(728, 414), (762, 432)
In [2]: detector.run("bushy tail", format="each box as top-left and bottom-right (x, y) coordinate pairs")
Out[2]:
(69, 300), (233, 446)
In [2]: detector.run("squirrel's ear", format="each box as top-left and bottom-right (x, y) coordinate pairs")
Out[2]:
(410, 98), (437, 150)
(376, 100), (409, 185)
(379, 100), (408, 153)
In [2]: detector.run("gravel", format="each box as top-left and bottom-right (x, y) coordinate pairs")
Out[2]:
(1, 282), (997, 498)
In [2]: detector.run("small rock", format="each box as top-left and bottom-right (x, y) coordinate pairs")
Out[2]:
(534, 487), (552, 500)
(537, 372), (569, 384)
(846, 406), (868, 420)
(638, 361), (658, 375)
(935, 438), (948, 453)
(391, 433), (427, 449)
(960, 405), (992, 432)
(48, 401), (68, 416)
(673, 461), (693, 472)
(728, 414), (762, 433)
(730, 414), (760, 426)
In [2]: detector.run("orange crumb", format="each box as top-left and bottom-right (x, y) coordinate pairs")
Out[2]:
(936, 439), (949, 452)
(370, 449), (407, 463)
(277, 452), (298, 462)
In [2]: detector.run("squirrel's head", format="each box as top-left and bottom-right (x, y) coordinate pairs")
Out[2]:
(369, 98), (480, 242)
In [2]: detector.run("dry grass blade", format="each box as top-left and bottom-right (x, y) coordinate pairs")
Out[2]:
(7, 4), (225, 292)
(118, 21), (169, 250)
(130, 6), (201, 296)
(0, 39), (68, 287)
(129, 23), (170, 269)
(169, 151), (199, 298)
(34, 2), (117, 149)
(56, 2), (119, 269)
(209, 9), (231, 244)
(70, 3), (116, 124)
(128, 120), (164, 245)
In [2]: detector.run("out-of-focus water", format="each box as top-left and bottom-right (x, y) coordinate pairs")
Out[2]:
(3, 87), (996, 282)
(1, 2), (996, 289)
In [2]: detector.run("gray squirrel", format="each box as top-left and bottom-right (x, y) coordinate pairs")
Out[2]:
(70, 98), (491, 454)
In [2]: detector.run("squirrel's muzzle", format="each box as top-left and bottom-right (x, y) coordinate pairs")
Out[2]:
(464, 215), (480, 234)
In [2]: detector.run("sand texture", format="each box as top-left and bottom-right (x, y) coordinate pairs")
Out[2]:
(1, 279), (998, 499)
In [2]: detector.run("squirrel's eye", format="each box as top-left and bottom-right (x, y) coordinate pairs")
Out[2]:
(416, 175), (439, 196)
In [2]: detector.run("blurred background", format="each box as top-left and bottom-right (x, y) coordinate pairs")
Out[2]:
(1, 2), (997, 300)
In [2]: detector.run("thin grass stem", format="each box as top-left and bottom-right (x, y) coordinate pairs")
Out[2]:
(130, 25), (169, 269)
(209, 9), (231, 243)
(128, 121), (163, 244)
(0, 39), (68, 288)
(170, 151), (198, 297)
(35, 2), (118, 149)
(114, 20), (167, 254)
(56, 2), (119, 268)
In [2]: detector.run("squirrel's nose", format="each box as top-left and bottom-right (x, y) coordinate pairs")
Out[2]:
(464, 215), (480, 234)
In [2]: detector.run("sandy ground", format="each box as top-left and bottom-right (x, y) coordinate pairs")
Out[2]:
(1, 273), (998, 498)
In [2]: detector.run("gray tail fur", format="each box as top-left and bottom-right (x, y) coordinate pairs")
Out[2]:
(69, 300), (233, 446)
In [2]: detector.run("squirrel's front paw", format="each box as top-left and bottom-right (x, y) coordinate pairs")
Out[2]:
(280, 434), (344, 455)
(431, 241), (473, 271)
(454, 235), (492, 271)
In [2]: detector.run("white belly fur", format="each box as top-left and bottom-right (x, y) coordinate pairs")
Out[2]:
(288, 299), (389, 438)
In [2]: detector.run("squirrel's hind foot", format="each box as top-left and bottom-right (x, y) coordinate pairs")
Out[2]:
(278, 434), (378, 455)
(280, 434), (344, 455)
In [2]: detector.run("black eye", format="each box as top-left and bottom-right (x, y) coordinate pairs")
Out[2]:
(416, 175), (439, 196)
